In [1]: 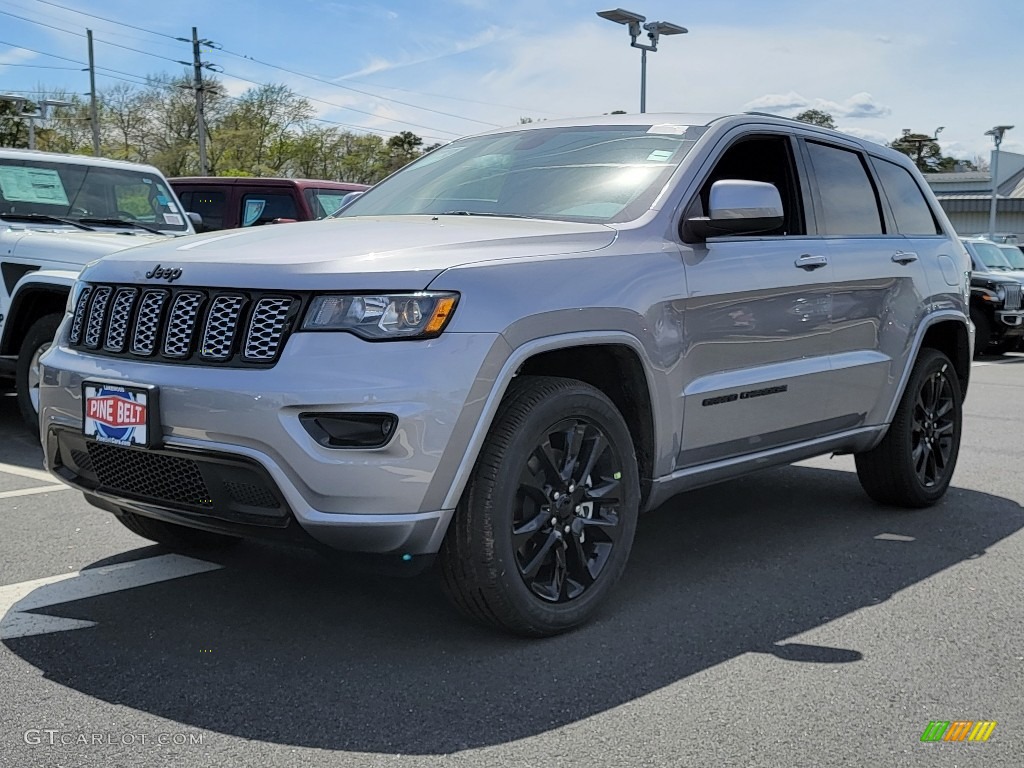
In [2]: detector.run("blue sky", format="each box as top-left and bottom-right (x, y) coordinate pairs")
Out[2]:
(1, 0), (1021, 159)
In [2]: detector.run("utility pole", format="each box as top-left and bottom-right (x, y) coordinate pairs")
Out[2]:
(985, 125), (1014, 239)
(86, 29), (100, 156)
(177, 27), (217, 175)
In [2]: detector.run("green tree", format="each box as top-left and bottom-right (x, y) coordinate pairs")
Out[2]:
(0, 98), (33, 148)
(794, 109), (836, 129)
(889, 131), (972, 172)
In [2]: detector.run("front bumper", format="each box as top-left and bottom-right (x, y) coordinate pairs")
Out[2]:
(39, 327), (509, 554)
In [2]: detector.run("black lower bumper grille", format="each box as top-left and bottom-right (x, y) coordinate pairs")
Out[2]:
(51, 429), (291, 527)
(88, 442), (211, 507)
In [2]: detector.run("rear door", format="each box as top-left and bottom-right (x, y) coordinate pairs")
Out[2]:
(802, 140), (932, 428)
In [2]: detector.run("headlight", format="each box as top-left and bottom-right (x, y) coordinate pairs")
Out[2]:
(301, 292), (459, 340)
(996, 285), (1006, 302)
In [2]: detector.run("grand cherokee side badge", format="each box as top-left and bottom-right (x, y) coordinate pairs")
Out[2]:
(145, 264), (183, 282)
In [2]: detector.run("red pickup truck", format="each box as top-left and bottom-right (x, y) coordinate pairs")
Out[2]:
(169, 177), (369, 232)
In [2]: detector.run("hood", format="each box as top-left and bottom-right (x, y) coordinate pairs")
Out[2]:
(972, 270), (1024, 286)
(81, 216), (618, 290)
(3, 227), (171, 266)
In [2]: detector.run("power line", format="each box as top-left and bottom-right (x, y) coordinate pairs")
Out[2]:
(32, 0), (180, 40)
(19, 0), (529, 125)
(217, 47), (503, 128)
(0, 62), (82, 70)
(3, 11), (463, 138)
(0, 43), (448, 142)
(216, 66), (462, 137)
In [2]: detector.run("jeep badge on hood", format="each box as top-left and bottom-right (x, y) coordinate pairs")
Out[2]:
(145, 265), (183, 282)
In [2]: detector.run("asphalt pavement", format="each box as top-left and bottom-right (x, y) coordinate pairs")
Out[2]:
(1, 356), (1022, 768)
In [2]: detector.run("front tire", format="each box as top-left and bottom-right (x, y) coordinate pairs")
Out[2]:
(439, 375), (640, 637)
(115, 510), (241, 551)
(855, 349), (962, 508)
(16, 313), (62, 437)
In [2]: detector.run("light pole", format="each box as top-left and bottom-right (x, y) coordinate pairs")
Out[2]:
(597, 8), (687, 113)
(0, 96), (74, 150)
(985, 125), (1013, 239)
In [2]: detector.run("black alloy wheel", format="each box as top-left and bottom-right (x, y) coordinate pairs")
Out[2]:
(513, 417), (624, 603)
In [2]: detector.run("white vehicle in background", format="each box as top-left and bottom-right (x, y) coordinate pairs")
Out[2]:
(0, 148), (196, 433)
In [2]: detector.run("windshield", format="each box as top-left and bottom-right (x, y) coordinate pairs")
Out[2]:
(338, 124), (705, 224)
(0, 158), (188, 233)
(304, 188), (359, 219)
(971, 241), (1014, 270)
(997, 244), (1024, 270)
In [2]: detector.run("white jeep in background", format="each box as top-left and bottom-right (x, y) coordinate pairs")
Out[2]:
(0, 148), (195, 432)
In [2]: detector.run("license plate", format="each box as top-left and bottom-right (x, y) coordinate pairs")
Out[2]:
(82, 381), (160, 449)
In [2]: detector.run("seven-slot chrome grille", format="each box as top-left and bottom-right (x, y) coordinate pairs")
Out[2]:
(69, 284), (301, 366)
(1004, 283), (1022, 312)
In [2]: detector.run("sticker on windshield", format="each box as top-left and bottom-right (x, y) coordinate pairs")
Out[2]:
(163, 213), (183, 225)
(646, 124), (690, 135)
(0, 167), (70, 205)
(646, 149), (675, 162)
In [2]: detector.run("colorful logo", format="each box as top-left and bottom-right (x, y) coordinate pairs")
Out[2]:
(920, 721), (997, 742)
(84, 385), (148, 446)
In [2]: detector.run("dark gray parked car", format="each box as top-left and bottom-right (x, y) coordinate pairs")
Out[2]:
(38, 113), (973, 635)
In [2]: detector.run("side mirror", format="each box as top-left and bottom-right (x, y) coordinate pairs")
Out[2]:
(186, 211), (203, 230)
(685, 180), (784, 240)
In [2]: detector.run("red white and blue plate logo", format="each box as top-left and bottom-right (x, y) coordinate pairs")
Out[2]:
(84, 384), (148, 446)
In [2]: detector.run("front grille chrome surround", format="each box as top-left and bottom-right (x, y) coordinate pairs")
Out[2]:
(244, 298), (294, 361)
(83, 286), (112, 349)
(200, 295), (246, 361)
(72, 283), (300, 367)
(69, 285), (94, 345)
(131, 289), (169, 356)
(163, 291), (204, 358)
(103, 288), (138, 352)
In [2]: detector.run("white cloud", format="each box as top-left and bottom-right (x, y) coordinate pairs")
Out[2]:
(0, 48), (37, 66)
(744, 91), (891, 119)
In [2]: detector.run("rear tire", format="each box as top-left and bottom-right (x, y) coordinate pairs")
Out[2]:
(855, 349), (962, 508)
(115, 510), (241, 551)
(439, 375), (640, 637)
(16, 313), (62, 437)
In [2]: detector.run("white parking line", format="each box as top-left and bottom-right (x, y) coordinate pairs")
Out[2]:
(0, 460), (55, 484)
(0, 554), (223, 639)
(0, 485), (72, 500)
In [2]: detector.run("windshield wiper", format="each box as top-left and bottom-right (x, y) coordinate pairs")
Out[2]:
(78, 217), (165, 235)
(0, 212), (95, 231)
(438, 210), (535, 219)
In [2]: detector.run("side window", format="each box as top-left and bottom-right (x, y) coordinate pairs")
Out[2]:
(872, 159), (941, 235)
(694, 135), (804, 236)
(185, 190), (226, 231)
(805, 141), (884, 236)
(240, 193), (299, 226)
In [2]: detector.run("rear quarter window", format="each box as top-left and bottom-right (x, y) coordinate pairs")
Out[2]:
(873, 159), (941, 235)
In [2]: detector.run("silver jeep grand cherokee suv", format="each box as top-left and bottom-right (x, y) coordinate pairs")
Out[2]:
(38, 114), (973, 636)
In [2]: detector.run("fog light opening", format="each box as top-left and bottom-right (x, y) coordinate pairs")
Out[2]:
(300, 413), (398, 449)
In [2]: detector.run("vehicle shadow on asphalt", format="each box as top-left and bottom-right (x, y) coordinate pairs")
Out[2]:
(4, 464), (1023, 754)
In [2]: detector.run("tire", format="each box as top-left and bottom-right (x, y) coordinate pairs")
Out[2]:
(439, 375), (640, 637)
(16, 312), (62, 437)
(969, 308), (990, 357)
(855, 349), (962, 508)
(115, 510), (241, 551)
